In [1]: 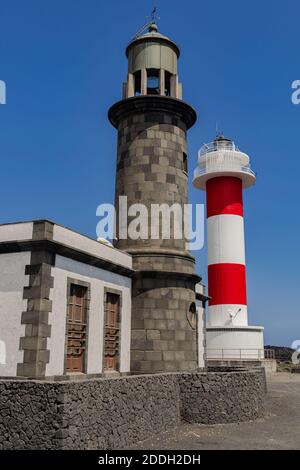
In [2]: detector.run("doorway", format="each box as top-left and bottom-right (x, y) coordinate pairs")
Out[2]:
(65, 283), (88, 373)
(104, 291), (121, 372)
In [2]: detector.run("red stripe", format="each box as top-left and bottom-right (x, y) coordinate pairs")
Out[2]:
(206, 176), (243, 218)
(208, 263), (247, 306)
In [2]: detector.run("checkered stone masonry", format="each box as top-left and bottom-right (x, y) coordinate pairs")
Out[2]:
(131, 275), (198, 373)
(115, 112), (189, 256)
(17, 221), (54, 378)
(109, 97), (200, 373)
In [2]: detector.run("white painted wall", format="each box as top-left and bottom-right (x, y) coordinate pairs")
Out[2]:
(53, 224), (132, 270)
(261, 358), (277, 376)
(207, 214), (245, 265)
(206, 327), (264, 360)
(47, 255), (132, 377)
(207, 304), (248, 327)
(0, 222), (33, 242)
(195, 283), (206, 368)
(0, 252), (30, 376)
(196, 302), (205, 368)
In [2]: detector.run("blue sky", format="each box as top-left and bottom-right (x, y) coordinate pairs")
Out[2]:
(0, 0), (299, 346)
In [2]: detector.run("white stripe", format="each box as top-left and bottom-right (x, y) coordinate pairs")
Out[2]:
(207, 214), (245, 265)
(207, 304), (248, 327)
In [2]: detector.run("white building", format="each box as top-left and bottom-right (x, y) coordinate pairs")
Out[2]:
(0, 219), (206, 378)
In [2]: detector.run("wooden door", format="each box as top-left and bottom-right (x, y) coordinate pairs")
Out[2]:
(66, 284), (87, 373)
(104, 292), (120, 371)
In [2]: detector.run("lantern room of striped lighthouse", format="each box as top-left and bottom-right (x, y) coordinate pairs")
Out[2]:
(193, 134), (264, 362)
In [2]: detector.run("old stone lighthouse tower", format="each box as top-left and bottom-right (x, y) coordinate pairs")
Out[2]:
(108, 21), (200, 373)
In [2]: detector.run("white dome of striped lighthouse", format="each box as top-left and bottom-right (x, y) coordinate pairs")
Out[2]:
(193, 134), (264, 362)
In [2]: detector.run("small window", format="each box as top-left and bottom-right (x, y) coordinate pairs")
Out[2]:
(147, 68), (159, 95)
(134, 70), (141, 96)
(165, 71), (171, 96)
(183, 152), (188, 173)
(187, 302), (197, 330)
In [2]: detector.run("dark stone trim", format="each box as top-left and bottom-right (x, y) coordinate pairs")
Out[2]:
(196, 291), (210, 306)
(64, 278), (91, 376)
(32, 220), (54, 241)
(128, 248), (196, 263)
(108, 96), (197, 130)
(17, 222), (55, 378)
(133, 270), (201, 285)
(0, 371), (131, 381)
(0, 239), (134, 278)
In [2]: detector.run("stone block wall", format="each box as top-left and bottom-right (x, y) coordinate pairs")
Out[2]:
(178, 369), (266, 424)
(131, 274), (198, 373)
(114, 111), (189, 255)
(110, 97), (199, 374)
(0, 369), (266, 450)
(0, 380), (64, 449)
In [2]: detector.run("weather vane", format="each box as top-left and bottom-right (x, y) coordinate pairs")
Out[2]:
(151, 6), (158, 23)
(132, 6), (160, 39)
(148, 5), (160, 25)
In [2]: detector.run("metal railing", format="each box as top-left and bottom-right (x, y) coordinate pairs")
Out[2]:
(264, 348), (276, 360)
(193, 164), (256, 180)
(206, 348), (275, 361)
(199, 140), (239, 156)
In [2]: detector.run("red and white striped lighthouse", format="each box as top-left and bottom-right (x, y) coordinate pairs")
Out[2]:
(193, 135), (264, 360)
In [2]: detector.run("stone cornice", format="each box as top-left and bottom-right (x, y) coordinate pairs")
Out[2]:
(132, 269), (201, 285)
(108, 96), (197, 130)
(0, 239), (134, 277)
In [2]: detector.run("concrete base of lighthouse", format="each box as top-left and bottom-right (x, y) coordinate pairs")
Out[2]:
(206, 325), (264, 362)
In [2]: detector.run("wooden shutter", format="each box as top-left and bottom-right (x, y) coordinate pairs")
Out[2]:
(104, 292), (120, 371)
(66, 284), (88, 373)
